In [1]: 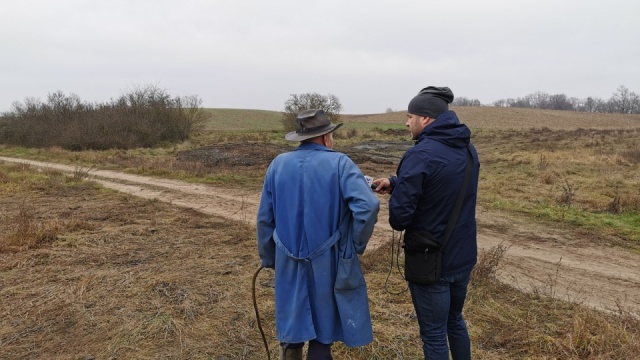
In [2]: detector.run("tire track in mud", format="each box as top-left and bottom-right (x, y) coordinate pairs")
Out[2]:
(2, 156), (639, 316)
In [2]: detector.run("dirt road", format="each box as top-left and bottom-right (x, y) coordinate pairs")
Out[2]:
(2, 156), (639, 316)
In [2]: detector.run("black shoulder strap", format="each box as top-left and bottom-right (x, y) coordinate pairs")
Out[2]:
(442, 145), (474, 248)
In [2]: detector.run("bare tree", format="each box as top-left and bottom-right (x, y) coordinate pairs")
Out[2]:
(527, 91), (550, 108)
(492, 99), (507, 107)
(610, 85), (640, 114)
(507, 97), (532, 108)
(547, 94), (574, 111)
(568, 97), (582, 111)
(282, 92), (342, 131)
(583, 97), (609, 113)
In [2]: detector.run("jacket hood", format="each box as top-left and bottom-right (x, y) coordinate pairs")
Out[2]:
(417, 110), (470, 148)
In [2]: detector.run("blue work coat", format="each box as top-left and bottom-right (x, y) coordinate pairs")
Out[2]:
(389, 110), (480, 277)
(257, 142), (379, 347)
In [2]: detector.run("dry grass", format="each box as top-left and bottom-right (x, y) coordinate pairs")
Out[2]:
(0, 164), (97, 252)
(467, 290), (640, 359)
(0, 163), (263, 358)
(0, 202), (61, 253)
(1, 164), (639, 359)
(473, 126), (640, 242)
(346, 106), (640, 130)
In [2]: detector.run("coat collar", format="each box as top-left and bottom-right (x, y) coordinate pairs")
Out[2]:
(295, 142), (335, 152)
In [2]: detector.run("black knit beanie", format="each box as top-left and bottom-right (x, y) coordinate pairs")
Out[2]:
(407, 86), (455, 118)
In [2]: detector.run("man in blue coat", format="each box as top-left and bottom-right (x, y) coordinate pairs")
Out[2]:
(374, 87), (480, 359)
(257, 109), (380, 360)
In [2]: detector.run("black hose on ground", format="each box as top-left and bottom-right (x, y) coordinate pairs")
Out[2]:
(252, 265), (271, 360)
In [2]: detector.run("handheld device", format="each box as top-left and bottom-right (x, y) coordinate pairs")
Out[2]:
(364, 175), (377, 190)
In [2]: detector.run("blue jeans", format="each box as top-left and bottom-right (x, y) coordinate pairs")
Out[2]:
(408, 270), (472, 360)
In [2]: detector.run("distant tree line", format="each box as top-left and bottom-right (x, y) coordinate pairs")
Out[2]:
(492, 85), (640, 114)
(452, 97), (482, 107)
(0, 85), (205, 150)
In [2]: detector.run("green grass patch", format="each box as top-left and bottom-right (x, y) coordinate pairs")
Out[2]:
(0, 145), (49, 159)
(483, 195), (640, 243)
(531, 205), (640, 242)
(200, 173), (259, 187)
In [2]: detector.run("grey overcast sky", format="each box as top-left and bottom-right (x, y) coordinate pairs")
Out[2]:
(1, 0), (638, 114)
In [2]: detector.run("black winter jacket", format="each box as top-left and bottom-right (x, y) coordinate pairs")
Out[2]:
(389, 110), (480, 277)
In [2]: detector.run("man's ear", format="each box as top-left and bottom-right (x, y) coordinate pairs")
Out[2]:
(423, 116), (435, 126)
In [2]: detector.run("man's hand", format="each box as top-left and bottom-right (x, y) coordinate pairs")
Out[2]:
(372, 178), (392, 194)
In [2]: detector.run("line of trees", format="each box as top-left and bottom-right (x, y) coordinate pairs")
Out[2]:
(0, 85), (205, 150)
(492, 85), (640, 114)
(452, 97), (482, 107)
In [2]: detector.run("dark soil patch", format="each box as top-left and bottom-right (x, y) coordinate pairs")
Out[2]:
(341, 141), (411, 165)
(176, 143), (289, 167)
(176, 141), (412, 168)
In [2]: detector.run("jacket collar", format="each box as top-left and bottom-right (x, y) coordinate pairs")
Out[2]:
(415, 110), (470, 148)
(295, 142), (335, 152)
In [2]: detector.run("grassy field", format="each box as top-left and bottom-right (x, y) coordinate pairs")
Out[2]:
(1, 106), (640, 358)
(203, 107), (640, 131)
(2, 106), (638, 245)
(1, 162), (639, 359)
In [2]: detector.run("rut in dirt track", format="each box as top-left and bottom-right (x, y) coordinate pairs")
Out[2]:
(1, 156), (639, 317)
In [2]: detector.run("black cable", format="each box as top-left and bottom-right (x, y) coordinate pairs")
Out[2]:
(384, 230), (408, 295)
(252, 265), (271, 360)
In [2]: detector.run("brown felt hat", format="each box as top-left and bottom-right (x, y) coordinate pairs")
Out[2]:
(285, 109), (343, 141)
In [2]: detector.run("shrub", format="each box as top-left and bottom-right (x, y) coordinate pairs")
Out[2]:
(0, 85), (205, 150)
(557, 179), (578, 206)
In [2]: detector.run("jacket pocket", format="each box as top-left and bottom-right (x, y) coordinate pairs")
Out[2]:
(335, 254), (365, 291)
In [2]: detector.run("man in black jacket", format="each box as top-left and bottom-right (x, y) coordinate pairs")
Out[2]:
(374, 86), (480, 359)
